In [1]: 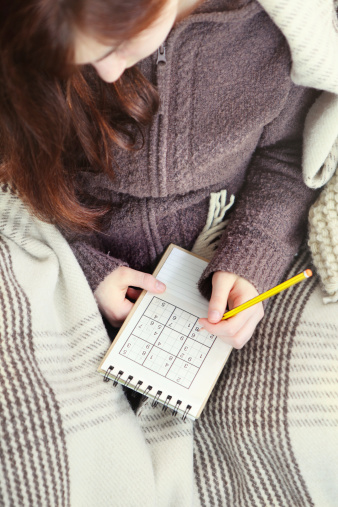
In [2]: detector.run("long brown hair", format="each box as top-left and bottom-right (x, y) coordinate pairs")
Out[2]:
(0, 0), (167, 230)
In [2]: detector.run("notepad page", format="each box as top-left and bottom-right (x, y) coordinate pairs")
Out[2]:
(98, 245), (232, 420)
(154, 247), (211, 315)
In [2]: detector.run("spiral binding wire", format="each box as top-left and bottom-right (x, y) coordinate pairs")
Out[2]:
(152, 390), (162, 408)
(182, 405), (192, 421)
(103, 365), (114, 382)
(113, 370), (123, 387)
(162, 395), (172, 413)
(172, 399), (182, 417)
(124, 375), (133, 389)
(104, 366), (192, 421)
(133, 380), (143, 395)
(142, 385), (153, 401)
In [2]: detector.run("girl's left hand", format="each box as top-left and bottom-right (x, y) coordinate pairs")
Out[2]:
(198, 271), (264, 349)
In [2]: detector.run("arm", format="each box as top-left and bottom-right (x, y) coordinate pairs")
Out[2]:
(66, 233), (127, 293)
(63, 230), (166, 327)
(199, 84), (320, 347)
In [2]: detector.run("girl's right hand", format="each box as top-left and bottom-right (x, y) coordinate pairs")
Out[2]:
(94, 266), (166, 327)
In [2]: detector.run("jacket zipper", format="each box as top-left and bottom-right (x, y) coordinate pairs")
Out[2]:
(156, 44), (167, 64)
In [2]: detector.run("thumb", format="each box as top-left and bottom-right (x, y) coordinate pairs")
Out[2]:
(208, 271), (236, 323)
(128, 270), (166, 294)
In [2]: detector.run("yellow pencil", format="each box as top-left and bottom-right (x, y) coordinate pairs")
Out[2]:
(221, 269), (313, 320)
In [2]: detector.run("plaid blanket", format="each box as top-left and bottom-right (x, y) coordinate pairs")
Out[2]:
(194, 244), (338, 506)
(2, 1), (338, 502)
(1, 187), (338, 506)
(0, 187), (197, 507)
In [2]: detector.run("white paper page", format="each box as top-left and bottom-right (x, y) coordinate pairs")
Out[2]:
(155, 247), (212, 315)
(99, 246), (232, 420)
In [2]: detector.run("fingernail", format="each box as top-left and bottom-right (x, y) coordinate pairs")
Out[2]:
(209, 310), (221, 323)
(156, 281), (166, 291)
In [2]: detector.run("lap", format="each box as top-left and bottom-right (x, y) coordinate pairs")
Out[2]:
(194, 245), (338, 506)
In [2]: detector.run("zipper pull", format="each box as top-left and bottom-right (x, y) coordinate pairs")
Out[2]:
(156, 44), (166, 64)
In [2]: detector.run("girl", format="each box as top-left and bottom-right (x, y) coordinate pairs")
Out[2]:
(0, 0), (318, 348)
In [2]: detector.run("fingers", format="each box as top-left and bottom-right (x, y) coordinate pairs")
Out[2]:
(200, 271), (264, 349)
(119, 267), (166, 294)
(94, 266), (166, 328)
(108, 298), (134, 327)
(208, 271), (237, 323)
(199, 306), (263, 349)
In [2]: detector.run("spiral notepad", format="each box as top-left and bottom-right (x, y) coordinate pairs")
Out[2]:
(98, 244), (232, 421)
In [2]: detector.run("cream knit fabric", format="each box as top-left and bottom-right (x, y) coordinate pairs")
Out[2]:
(304, 94), (338, 303)
(308, 169), (338, 303)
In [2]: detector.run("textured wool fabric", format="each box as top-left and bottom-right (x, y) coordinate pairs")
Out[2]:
(0, 186), (197, 507)
(64, 0), (318, 300)
(308, 169), (338, 302)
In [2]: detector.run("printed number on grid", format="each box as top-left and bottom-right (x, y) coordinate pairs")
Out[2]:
(119, 296), (216, 388)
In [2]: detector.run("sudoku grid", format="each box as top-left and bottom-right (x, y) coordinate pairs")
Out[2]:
(119, 296), (217, 388)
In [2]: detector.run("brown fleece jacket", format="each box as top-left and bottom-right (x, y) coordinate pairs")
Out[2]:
(65, 0), (319, 299)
